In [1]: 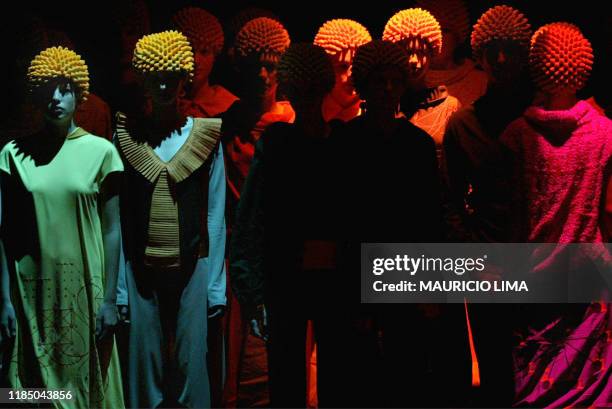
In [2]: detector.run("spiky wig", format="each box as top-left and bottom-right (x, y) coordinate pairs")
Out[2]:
(172, 7), (224, 55)
(529, 22), (593, 93)
(471, 5), (531, 62)
(351, 40), (410, 97)
(132, 31), (195, 80)
(382, 8), (442, 54)
(313, 19), (372, 55)
(415, 0), (470, 42)
(27, 46), (89, 103)
(234, 17), (291, 59)
(277, 43), (334, 102)
(226, 7), (279, 44)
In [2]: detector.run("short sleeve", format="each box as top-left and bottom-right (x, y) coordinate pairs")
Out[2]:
(0, 142), (15, 175)
(99, 143), (124, 184)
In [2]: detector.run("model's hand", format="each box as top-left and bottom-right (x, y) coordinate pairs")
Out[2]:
(249, 304), (268, 342)
(96, 302), (118, 341)
(208, 305), (225, 319)
(0, 300), (16, 343)
(117, 304), (129, 324)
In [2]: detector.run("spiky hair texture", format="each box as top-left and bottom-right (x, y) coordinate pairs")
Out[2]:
(313, 19), (372, 55)
(132, 31), (195, 80)
(414, 0), (470, 42)
(529, 22), (593, 93)
(27, 46), (89, 102)
(471, 5), (531, 62)
(172, 7), (224, 55)
(382, 8), (442, 54)
(235, 17), (291, 58)
(351, 40), (410, 97)
(277, 43), (335, 102)
(226, 7), (279, 43)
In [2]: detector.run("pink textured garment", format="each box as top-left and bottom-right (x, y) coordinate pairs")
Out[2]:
(501, 100), (612, 407)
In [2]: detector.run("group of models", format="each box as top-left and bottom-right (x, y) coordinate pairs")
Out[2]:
(0, 1), (610, 408)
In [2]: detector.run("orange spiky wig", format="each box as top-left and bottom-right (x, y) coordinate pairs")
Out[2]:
(226, 7), (279, 44)
(382, 8), (442, 54)
(234, 17), (291, 60)
(132, 31), (195, 81)
(351, 40), (410, 97)
(172, 7), (224, 55)
(471, 5), (531, 62)
(277, 43), (335, 102)
(313, 19), (372, 55)
(415, 0), (470, 42)
(529, 22), (593, 93)
(27, 46), (90, 103)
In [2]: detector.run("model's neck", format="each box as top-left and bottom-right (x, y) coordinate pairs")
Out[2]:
(543, 92), (578, 111)
(366, 107), (397, 136)
(151, 101), (181, 124)
(46, 118), (77, 140)
(193, 80), (212, 99)
(431, 56), (457, 71)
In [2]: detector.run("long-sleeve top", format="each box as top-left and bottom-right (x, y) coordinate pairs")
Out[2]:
(116, 115), (226, 307)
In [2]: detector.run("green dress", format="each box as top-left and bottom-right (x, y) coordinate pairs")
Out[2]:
(0, 128), (125, 409)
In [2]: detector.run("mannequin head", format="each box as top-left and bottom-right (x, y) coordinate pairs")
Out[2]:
(383, 8), (442, 85)
(28, 46), (89, 126)
(172, 7), (224, 91)
(314, 19), (372, 102)
(471, 5), (531, 88)
(352, 40), (410, 115)
(415, 0), (469, 68)
(529, 22), (593, 98)
(234, 17), (290, 105)
(132, 31), (194, 109)
(277, 43), (334, 118)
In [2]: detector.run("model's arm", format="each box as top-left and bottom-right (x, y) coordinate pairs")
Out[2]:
(96, 173), (121, 340)
(204, 143), (228, 318)
(0, 176), (16, 343)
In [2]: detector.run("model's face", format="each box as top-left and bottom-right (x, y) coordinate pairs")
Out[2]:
(143, 72), (187, 106)
(402, 36), (433, 81)
(364, 65), (406, 112)
(481, 41), (525, 87)
(331, 48), (356, 96)
(193, 47), (215, 90)
(38, 80), (77, 123)
(240, 53), (279, 100)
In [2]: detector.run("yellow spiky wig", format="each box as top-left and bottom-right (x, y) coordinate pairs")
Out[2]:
(351, 40), (410, 97)
(277, 43), (334, 102)
(529, 22), (593, 93)
(27, 46), (89, 103)
(172, 7), (224, 55)
(132, 31), (195, 80)
(313, 19), (372, 55)
(382, 8), (442, 54)
(234, 17), (291, 59)
(415, 0), (470, 43)
(471, 5), (531, 62)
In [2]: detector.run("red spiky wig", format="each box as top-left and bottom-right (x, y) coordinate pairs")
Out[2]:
(382, 8), (442, 54)
(529, 22), (593, 93)
(172, 7), (224, 55)
(471, 5), (531, 62)
(277, 43), (335, 102)
(313, 19), (372, 55)
(234, 17), (291, 59)
(415, 0), (470, 43)
(226, 7), (279, 44)
(351, 40), (410, 97)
